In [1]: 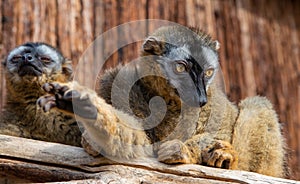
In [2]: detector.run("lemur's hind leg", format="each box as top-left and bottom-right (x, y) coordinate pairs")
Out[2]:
(232, 96), (286, 177)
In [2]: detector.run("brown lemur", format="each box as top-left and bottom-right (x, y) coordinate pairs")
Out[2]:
(38, 26), (286, 177)
(0, 42), (82, 146)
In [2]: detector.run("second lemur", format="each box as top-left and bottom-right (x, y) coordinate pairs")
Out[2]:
(38, 26), (287, 177)
(0, 42), (81, 146)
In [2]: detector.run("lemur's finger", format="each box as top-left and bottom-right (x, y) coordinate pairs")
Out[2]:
(42, 82), (64, 94)
(215, 156), (226, 168)
(42, 83), (54, 93)
(51, 83), (62, 93)
(215, 156), (225, 168)
(59, 85), (70, 94)
(207, 151), (220, 167)
(43, 101), (56, 112)
(37, 95), (56, 107)
(216, 153), (232, 169)
(55, 93), (63, 100)
(64, 90), (81, 100)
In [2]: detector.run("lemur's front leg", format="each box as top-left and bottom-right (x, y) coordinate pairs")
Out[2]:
(38, 82), (153, 159)
(158, 135), (238, 169)
(201, 140), (238, 169)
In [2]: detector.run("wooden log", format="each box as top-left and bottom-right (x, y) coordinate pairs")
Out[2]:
(0, 134), (298, 183)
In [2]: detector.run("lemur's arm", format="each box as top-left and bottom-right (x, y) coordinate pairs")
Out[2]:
(38, 82), (153, 160)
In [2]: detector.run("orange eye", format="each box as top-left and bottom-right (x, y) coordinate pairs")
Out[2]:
(205, 68), (214, 78)
(175, 63), (186, 73)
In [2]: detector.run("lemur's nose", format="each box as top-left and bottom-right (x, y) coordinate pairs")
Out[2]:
(23, 53), (34, 62)
(199, 97), (207, 107)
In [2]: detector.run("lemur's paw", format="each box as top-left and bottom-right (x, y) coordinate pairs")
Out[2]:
(202, 140), (238, 169)
(38, 82), (97, 120)
(38, 82), (79, 113)
(158, 139), (193, 164)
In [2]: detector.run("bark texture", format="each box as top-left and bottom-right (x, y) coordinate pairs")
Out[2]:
(0, 134), (298, 183)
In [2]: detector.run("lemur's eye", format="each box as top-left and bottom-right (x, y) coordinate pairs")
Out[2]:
(11, 55), (22, 63)
(175, 61), (188, 73)
(40, 56), (51, 63)
(176, 63), (186, 73)
(205, 68), (214, 78)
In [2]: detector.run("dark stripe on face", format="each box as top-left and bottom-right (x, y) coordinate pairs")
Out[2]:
(187, 57), (207, 107)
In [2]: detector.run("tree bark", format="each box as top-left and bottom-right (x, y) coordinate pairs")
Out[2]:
(0, 134), (298, 184)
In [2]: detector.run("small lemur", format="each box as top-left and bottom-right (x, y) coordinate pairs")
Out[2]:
(38, 26), (287, 177)
(0, 42), (82, 146)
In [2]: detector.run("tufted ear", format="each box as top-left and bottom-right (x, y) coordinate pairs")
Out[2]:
(62, 59), (73, 80)
(212, 40), (220, 51)
(142, 36), (165, 55)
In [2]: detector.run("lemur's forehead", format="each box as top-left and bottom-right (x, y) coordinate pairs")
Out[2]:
(7, 44), (62, 63)
(200, 47), (218, 68)
(7, 46), (27, 61)
(167, 43), (218, 69)
(36, 44), (61, 62)
(178, 44), (191, 56)
(167, 44), (191, 60)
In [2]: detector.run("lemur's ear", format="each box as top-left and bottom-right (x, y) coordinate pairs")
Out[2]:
(142, 36), (165, 55)
(62, 59), (73, 80)
(212, 40), (220, 51)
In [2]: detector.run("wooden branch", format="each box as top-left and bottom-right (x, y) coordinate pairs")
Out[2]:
(0, 134), (298, 183)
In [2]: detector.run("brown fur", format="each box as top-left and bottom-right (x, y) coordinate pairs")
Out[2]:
(0, 43), (82, 146)
(232, 96), (286, 177)
(39, 26), (286, 177)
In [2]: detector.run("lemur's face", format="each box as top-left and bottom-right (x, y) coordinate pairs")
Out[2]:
(4, 42), (66, 78)
(142, 29), (219, 107)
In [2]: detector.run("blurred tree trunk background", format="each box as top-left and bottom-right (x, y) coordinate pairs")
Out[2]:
(0, 0), (299, 180)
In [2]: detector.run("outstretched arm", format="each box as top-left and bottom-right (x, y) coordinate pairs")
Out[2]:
(38, 82), (153, 160)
